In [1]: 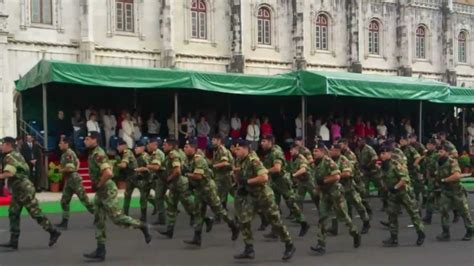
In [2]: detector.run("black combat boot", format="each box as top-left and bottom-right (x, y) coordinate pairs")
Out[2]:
(48, 229), (61, 247)
(234, 244), (255, 259)
(282, 243), (296, 261)
(228, 220), (240, 241)
(422, 212), (432, 225)
(436, 226), (450, 241)
(139, 223), (152, 244)
(55, 218), (69, 230)
(382, 234), (398, 247)
(452, 210), (460, 223)
(0, 234), (19, 250)
(83, 244), (106, 261)
(158, 225), (174, 239)
(184, 230), (202, 246)
(299, 221), (310, 237)
(310, 241), (326, 255)
(416, 230), (425, 246)
(462, 228), (472, 241)
(204, 217), (214, 233)
(351, 231), (361, 248)
(328, 219), (338, 236)
(361, 221), (370, 234)
(140, 209), (147, 222)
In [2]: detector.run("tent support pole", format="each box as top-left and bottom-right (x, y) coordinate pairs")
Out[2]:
(174, 92), (179, 140)
(301, 96), (307, 146)
(418, 101), (423, 140)
(133, 89), (137, 109)
(42, 83), (49, 189)
(462, 107), (466, 147)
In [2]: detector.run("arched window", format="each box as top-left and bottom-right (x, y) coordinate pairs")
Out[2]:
(458, 31), (467, 63)
(257, 6), (271, 45)
(368, 20), (380, 55)
(416, 26), (426, 59)
(116, 0), (134, 32)
(191, 0), (207, 39)
(315, 14), (328, 50)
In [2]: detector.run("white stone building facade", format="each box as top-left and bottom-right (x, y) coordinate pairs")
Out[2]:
(0, 0), (473, 136)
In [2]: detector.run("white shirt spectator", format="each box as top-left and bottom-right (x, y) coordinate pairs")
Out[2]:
(187, 117), (196, 137)
(87, 120), (101, 133)
(320, 123), (330, 141)
(167, 117), (175, 137)
(197, 121), (211, 137)
(377, 124), (388, 137)
(231, 117), (241, 132)
(246, 123), (260, 142)
(404, 124), (414, 135)
(467, 123), (474, 147)
(295, 116), (303, 138)
(103, 114), (117, 150)
(147, 118), (161, 135)
(122, 119), (135, 148)
(218, 118), (230, 137)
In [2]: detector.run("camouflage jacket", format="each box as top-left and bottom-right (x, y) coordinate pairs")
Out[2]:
(342, 147), (362, 179)
(60, 148), (80, 179)
(401, 145), (421, 172)
(290, 154), (311, 181)
(299, 146), (313, 162)
(411, 142), (426, 156)
(136, 152), (151, 181)
(333, 155), (354, 188)
(356, 144), (378, 172)
(441, 140), (459, 158)
(149, 148), (166, 175)
(424, 150), (439, 179)
(2, 150), (30, 187)
(380, 158), (411, 189)
(212, 144), (234, 175)
(238, 151), (268, 193)
(118, 148), (138, 179)
(435, 156), (462, 192)
(88, 146), (112, 184)
(261, 145), (287, 179)
(164, 149), (183, 177)
(313, 155), (341, 192)
(188, 151), (214, 189)
(392, 147), (408, 165)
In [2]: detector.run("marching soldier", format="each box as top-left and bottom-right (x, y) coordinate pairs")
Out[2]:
(422, 138), (440, 224)
(82, 132), (151, 261)
(233, 139), (296, 261)
(399, 136), (423, 204)
(294, 137), (314, 163)
(435, 144), (473, 242)
(437, 132), (459, 158)
(378, 144), (425, 247)
(182, 139), (239, 247)
(56, 137), (94, 229)
(211, 135), (235, 212)
(146, 138), (167, 225)
(289, 144), (319, 211)
(310, 142), (361, 255)
(329, 144), (371, 234)
(0, 137), (61, 250)
(260, 135), (310, 238)
(134, 140), (154, 222)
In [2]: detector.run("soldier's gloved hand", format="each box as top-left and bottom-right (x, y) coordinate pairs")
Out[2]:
(316, 178), (325, 186)
(388, 186), (398, 194)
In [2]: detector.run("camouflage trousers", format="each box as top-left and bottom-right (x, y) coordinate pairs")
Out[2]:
(386, 189), (424, 235)
(166, 176), (196, 226)
(9, 180), (54, 237)
(410, 172), (424, 205)
(239, 186), (292, 245)
(353, 173), (372, 214)
(440, 189), (473, 229)
(296, 178), (320, 210)
(123, 178), (148, 215)
(214, 173), (235, 206)
(343, 186), (370, 222)
(94, 180), (142, 245)
(363, 169), (386, 207)
(194, 179), (233, 232)
(152, 178), (170, 219)
(317, 184), (357, 246)
(424, 179), (440, 214)
(61, 176), (94, 219)
(270, 175), (305, 222)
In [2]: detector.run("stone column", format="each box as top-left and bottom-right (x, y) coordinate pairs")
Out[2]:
(79, 0), (95, 63)
(396, 0), (413, 77)
(0, 0), (13, 136)
(292, 0), (306, 70)
(160, 0), (176, 68)
(228, 0), (244, 73)
(442, 1), (456, 85)
(347, 0), (362, 73)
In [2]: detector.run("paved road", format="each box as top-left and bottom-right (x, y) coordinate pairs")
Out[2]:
(1, 196), (473, 266)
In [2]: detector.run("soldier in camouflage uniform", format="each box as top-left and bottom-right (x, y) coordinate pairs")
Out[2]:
(355, 137), (386, 210)
(182, 139), (240, 247)
(146, 138), (168, 225)
(329, 144), (370, 234)
(115, 138), (145, 218)
(211, 135), (235, 212)
(399, 136), (422, 204)
(56, 137), (94, 229)
(159, 138), (197, 239)
(378, 144), (425, 247)
(0, 137), (61, 250)
(134, 140), (155, 222)
(310, 142), (361, 255)
(422, 138), (440, 224)
(409, 134), (428, 208)
(294, 137), (314, 163)
(260, 135), (309, 238)
(289, 144), (319, 211)
(233, 139), (296, 261)
(83, 132), (151, 261)
(338, 138), (372, 216)
(435, 144), (473, 242)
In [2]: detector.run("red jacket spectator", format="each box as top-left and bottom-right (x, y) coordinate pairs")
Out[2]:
(241, 118), (249, 138)
(260, 117), (273, 137)
(354, 122), (365, 138)
(365, 121), (376, 138)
